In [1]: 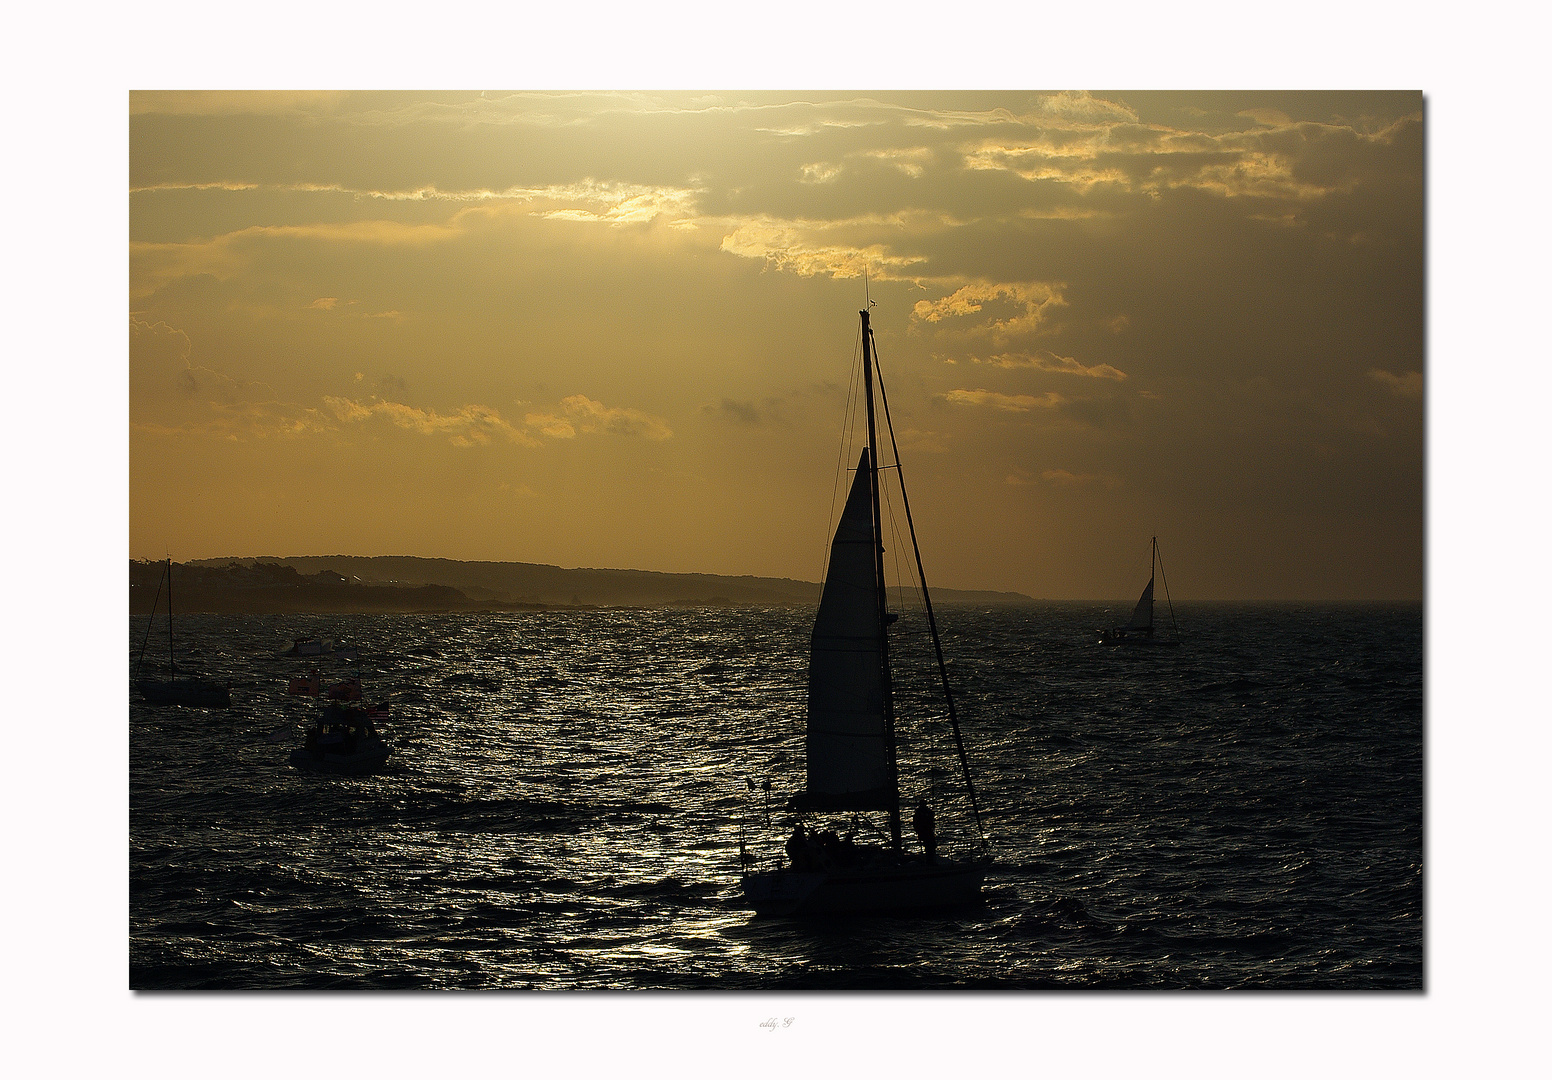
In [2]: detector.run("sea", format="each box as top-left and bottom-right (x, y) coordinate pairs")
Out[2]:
(129, 602), (1422, 991)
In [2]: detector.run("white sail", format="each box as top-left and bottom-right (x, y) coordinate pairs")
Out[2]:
(799, 448), (893, 810)
(1127, 577), (1154, 629)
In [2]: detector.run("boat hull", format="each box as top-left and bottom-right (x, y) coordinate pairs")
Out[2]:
(741, 856), (987, 917)
(136, 679), (232, 708)
(1097, 627), (1178, 646)
(288, 739), (391, 776)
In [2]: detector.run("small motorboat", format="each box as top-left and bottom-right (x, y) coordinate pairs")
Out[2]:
(289, 703), (391, 775)
(285, 637), (336, 657)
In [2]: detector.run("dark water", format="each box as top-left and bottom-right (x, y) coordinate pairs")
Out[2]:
(130, 603), (1422, 990)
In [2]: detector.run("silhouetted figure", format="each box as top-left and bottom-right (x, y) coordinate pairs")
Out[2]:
(787, 823), (809, 870)
(913, 799), (937, 857)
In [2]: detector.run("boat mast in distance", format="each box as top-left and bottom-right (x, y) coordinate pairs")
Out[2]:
(1098, 536), (1180, 646)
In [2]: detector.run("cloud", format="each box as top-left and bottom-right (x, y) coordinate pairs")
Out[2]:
(130, 401), (341, 441)
(1239, 108), (1293, 128)
(718, 216), (929, 280)
(130, 179), (704, 224)
(894, 428), (950, 454)
(1368, 369), (1423, 399)
(131, 316), (192, 367)
(940, 389), (1066, 412)
(939, 387), (1129, 428)
(860, 146), (933, 178)
(130, 91), (350, 116)
(132, 316), (351, 444)
(970, 351), (1127, 380)
(131, 315), (279, 410)
(130, 219), (465, 299)
(523, 395), (673, 441)
(711, 398), (762, 425)
(131, 181), (709, 299)
(1041, 468), (1122, 489)
(962, 140), (1135, 191)
(1034, 91), (1142, 126)
(912, 281), (1067, 336)
(324, 397), (542, 448)
(128, 329), (339, 438)
(535, 182), (701, 225)
(956, 100), (1421, 203)
(1016, 206), (1111, 221)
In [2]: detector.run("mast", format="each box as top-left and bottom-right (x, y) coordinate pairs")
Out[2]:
(860, 308), (902, 852)
(167, 556), (175, 681)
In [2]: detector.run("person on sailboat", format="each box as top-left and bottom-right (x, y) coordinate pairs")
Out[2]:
(786, 822), (810, 871)
(913, 799), (937, 858)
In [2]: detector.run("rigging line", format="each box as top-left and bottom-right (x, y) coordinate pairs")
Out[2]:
(871, 331), (987, 845)
(1156, 539), (1179, 638)
(882, 477), (924, 615)
(880, 470), (912, 612)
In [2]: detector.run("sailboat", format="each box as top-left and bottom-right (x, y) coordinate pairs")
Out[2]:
(740, 308), (990, 917)
(133, 558), (232, 707)
(1097, 536), (1179, 646)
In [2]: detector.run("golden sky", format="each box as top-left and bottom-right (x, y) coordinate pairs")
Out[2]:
(129, 91), (1423, 601)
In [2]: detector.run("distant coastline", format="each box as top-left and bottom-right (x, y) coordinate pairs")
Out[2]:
(131, 556), (1035, 615)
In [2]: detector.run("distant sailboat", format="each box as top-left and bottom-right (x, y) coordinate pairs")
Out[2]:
(740, 308), (990, 917)
(134, 558), (232, 707)
(1098, 536), (1179, 646)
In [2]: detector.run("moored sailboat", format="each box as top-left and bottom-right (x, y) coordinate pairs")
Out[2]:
(1098, 536), (1179, 646)
(740, 308), (990, 917)
(133, 558), (232, 707)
